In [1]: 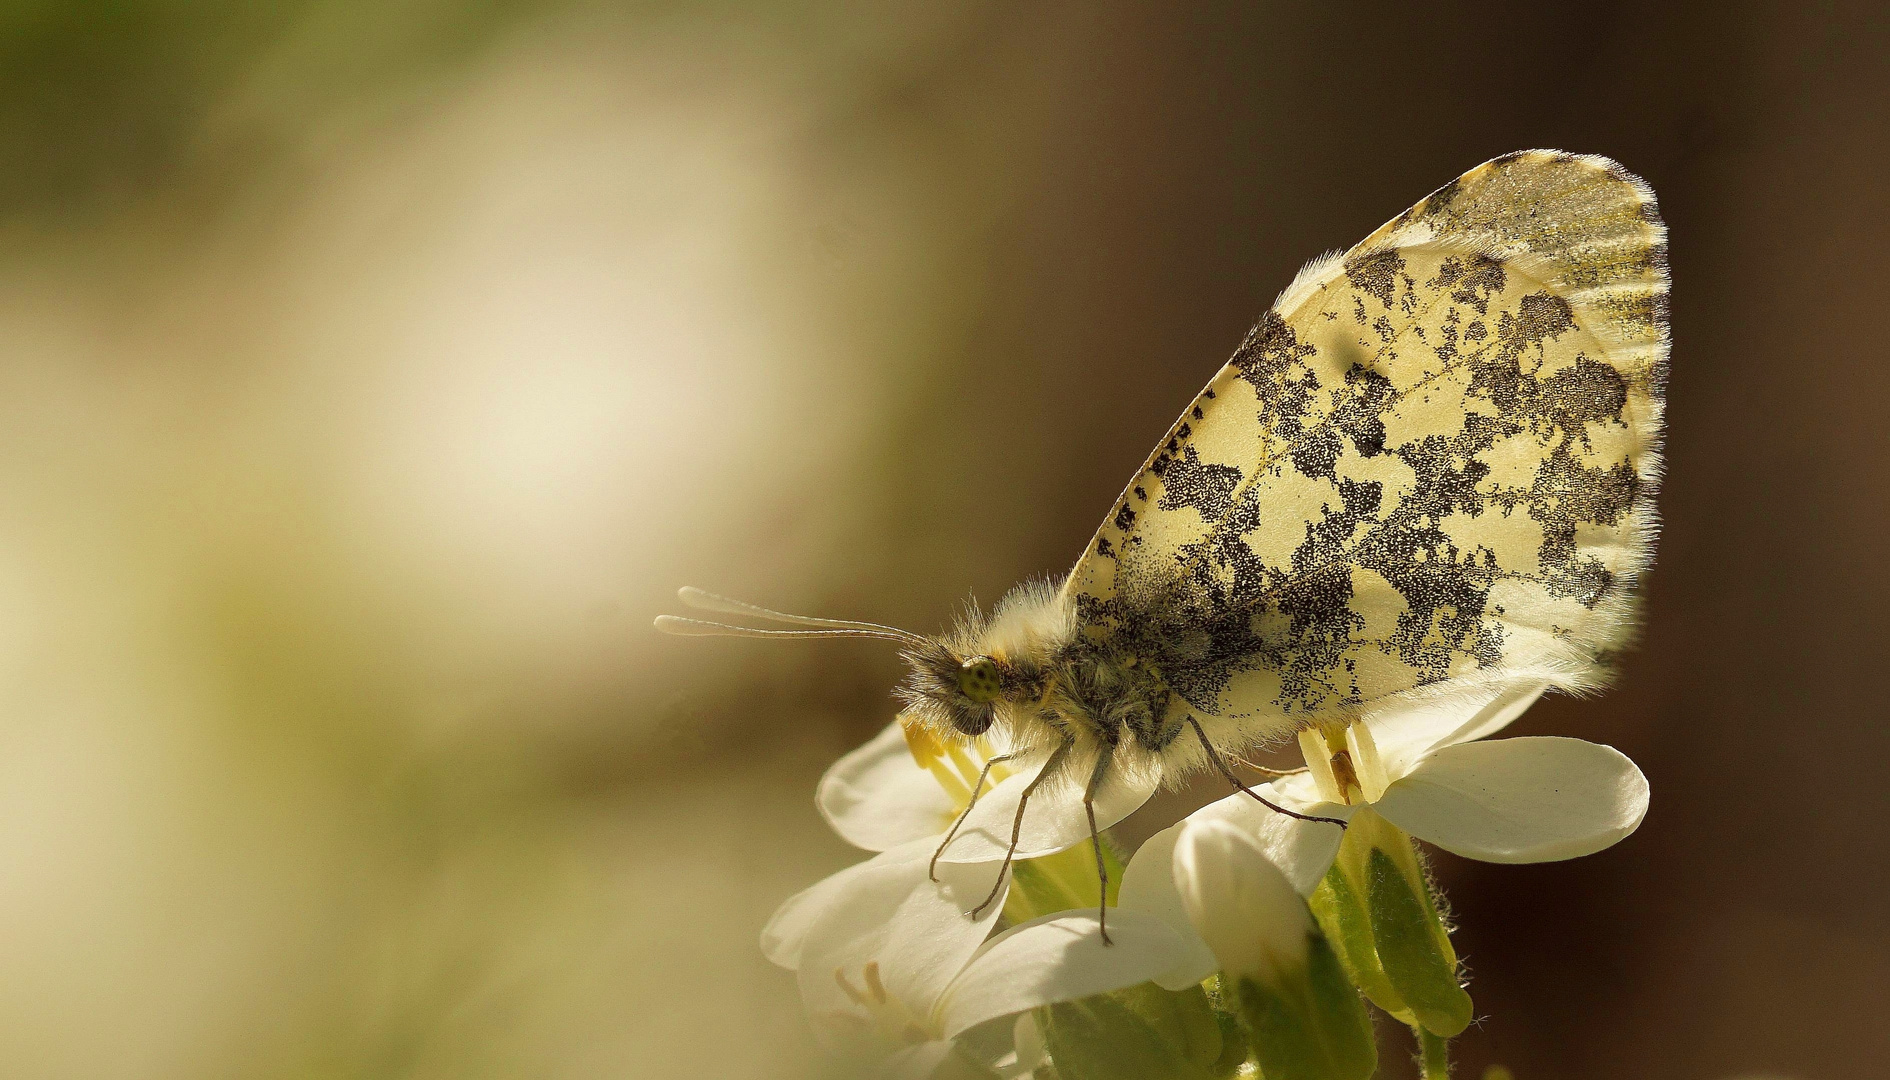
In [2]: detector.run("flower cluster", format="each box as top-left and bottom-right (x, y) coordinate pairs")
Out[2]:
(764, 682), (1649, 1079)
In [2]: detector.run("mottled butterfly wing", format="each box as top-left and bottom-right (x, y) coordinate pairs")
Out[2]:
(1066, 151), (1667, 729)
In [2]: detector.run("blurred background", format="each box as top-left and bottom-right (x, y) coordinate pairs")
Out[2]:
(0, 1), (1883, 1077)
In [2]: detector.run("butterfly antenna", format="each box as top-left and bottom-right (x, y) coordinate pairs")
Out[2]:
(656, 587), (928, 646)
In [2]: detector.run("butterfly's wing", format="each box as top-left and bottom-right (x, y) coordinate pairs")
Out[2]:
(1066, 151), (1667, 731)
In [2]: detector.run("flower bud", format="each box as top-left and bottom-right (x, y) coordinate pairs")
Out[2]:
(928, 1044), (1007, 1080)
(1036, 981), (1232, 1080)
(1232, 938), (1376, 1080)
(1176, 821), (1375, 1080)
(1175, 820), (1313, 987)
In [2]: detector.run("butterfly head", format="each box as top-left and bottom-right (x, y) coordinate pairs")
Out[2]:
(656, 581), (1074, 747)
(895, 639), (1018, 738)
(896, 582), (1078, 741)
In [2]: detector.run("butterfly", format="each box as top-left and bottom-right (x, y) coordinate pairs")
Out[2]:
(660, 150), (1668, 938)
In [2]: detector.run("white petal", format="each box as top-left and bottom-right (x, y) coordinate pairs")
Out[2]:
(931, 755), (1159, 865)
(1174, 820), (1313, 984)
(934, 909), (1190, 1039)
(761, 854), (881, 970)
(1177, 776), (1351, 896)
(1424, 681), (1551, 753)
(1367, 681), (1549, 779)
(796, 840), (1006, 1025)
(1373, 737), (1649, 863)
(820, 720), (958, 851)
(1116, 822), (1218, 989)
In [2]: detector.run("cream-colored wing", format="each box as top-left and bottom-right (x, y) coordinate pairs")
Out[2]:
(1066, 150), (1667, 725)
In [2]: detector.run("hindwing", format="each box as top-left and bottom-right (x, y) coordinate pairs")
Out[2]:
(1066, 150), (1668, 726)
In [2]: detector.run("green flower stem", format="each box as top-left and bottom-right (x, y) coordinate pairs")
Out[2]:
(1417, 1026), (1451, 1080)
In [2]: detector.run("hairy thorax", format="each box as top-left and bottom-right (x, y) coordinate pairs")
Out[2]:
(898, 580), (1196, 788)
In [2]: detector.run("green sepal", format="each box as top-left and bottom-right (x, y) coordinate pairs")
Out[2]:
(1364, 846), (1472, 1037)
(1038, 990), (1215, 1080)
(1210, 999), (1248, 1079)
(1003, 841), (1124, 924)
(1201, 976), (1250, 1079)
(1113, 982), (1225, 1076)
(1311, 864), (1413, 1022)
(1234, 934), (1377, 1080)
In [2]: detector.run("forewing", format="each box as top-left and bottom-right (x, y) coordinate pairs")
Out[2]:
(1066, 151), (1667, 723)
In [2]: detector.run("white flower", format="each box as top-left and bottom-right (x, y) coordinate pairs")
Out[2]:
(764, 717), (1160, 969)
(760, 717), (1170, 1074)
(817, 717), (1160, 865)
(791, 848), (1192, 1078)
(1121, 681), (1649, 985)
(760, 839), (1006, 989)
(1279, 681), (1650, 864)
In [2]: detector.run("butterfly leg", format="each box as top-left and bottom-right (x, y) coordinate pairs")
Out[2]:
(1187, 716), (1347, 827)
(930, 752), (1016, 882)
(1082, 748), (1115, 946)
(968, 739), (1074, 919)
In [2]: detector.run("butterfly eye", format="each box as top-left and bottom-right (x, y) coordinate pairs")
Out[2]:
(956, 656), (1002, 703)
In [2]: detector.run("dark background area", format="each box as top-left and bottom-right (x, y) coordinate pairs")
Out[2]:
(0, 2), (1881, 1077)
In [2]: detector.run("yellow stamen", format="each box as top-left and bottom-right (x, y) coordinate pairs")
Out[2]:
(901, 716), (945, 769)
(862, 961), (889, 1005)
(1298, 720), (1391, 806)
(1344, 721), (1390, 803)
(1300, 728), (1345, 804)
(834, 960), (942, 1047)
(944, 741), (984, 790)
(902, 715), (974, 804)
(835, 967), (870, 1008)
(977, 736), (1017, 783)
